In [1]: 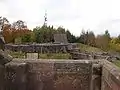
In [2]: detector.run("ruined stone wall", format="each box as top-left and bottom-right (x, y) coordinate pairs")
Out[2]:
(5, 60), (94, 90)
(101, 60), (120, 90)
(70, 52), (107, 60)
(0, 59), (120, 90)
(5, 43), (77, 53)
(5, 62), (27, 90)
(70, 52), (93, 60)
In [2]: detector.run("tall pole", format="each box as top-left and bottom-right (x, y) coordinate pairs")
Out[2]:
(44, 10), (47, 26)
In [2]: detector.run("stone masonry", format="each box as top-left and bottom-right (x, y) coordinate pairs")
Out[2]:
(5, 60), (93, 90)
(0, 59), (119, 90)
(5, 43), (77, 53)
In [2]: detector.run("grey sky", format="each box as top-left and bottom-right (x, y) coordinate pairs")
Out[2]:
(0, 0), (119, 36)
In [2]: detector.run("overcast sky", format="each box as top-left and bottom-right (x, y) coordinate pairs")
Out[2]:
(0, 0), (119, 36)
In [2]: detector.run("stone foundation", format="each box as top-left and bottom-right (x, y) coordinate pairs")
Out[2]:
(70, 52), (109, 60)
(101, 60), (120, 90)
(0, 59), (120, 90)
(5, 43), (77, 53)
(5, 60), (93, 90)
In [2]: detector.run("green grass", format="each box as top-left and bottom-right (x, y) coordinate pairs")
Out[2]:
(113, 60), (120, 68)
(9, 51), (71, 59)
(78, 43), (104, 53)
(39, 53), (71, 59)
(9, 51), (25, 58)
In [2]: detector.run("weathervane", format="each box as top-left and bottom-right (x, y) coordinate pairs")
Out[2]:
(44, 10), (47, 26)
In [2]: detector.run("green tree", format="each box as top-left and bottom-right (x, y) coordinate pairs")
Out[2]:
(79, 30), (86, 44)
(111, 38), (120, 44)
(105, 30), (110, 39)
(22, 33), (31, 43)
(79, 30), (89, 44)
(57, 26), (65, 34)
(66, 30), (76, 43)
(33, 25), (56, 43)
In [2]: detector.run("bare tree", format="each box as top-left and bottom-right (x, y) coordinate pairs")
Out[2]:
(11, 20), (27, 30)
(0, 17), (10, 31)
(87, 31), (95, 46)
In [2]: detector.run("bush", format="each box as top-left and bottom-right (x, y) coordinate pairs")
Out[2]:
(109, 43), (120, 52)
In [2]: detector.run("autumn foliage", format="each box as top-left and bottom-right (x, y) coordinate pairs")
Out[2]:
(0, 18), (31, 43)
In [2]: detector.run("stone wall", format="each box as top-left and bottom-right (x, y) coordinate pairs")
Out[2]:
(0, 59), (120, 90)
(101, 60), (120, 90)
(5, 43), (77, 53)
(54, 34), (68, 44)
(4, 59), (96, 90)
(70, 52), (108, 60)
(5, 62), (27, 90)
(70, 52), (93, 60)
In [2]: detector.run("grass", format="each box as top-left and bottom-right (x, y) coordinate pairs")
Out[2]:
(113, 60), (120, 68)
(9, 51), (25, 58)
(9, 51), (71, 59)
(78, 43), (104, 53)
(39, 53), (71, 59)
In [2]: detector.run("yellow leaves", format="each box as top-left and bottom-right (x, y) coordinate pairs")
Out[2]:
(3, 25), (31, 43)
